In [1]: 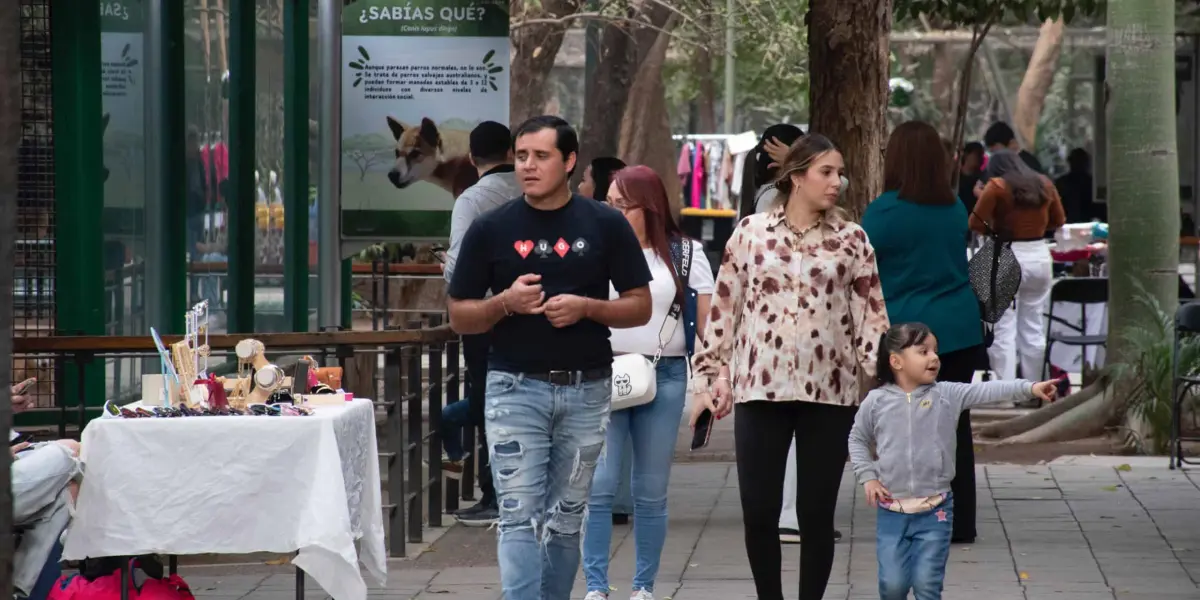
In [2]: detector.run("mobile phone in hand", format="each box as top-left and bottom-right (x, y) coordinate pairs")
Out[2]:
(12, 377), (36, 395)
(690, 409), (714, 451)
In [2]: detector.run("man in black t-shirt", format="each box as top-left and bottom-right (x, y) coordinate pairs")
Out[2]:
(447, 115), (652, 600)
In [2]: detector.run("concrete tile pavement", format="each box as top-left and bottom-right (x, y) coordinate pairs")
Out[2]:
(190, 462), (1199, 600)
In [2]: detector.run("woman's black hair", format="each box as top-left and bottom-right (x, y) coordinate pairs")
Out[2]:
(754, 124), (805, 188)
(589, 156), (627, 202)
(875, 322), (937, 384)
(985, 150), (1046, 208)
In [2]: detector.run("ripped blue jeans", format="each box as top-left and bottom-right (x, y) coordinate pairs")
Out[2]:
(484, 370), (612, 600)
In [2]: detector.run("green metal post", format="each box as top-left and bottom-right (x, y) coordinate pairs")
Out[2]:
(51, 0), (104, 415)
(341, 258), (352, 329)
(162, 0), (187, 330)
(226, 0), (257, 333)
(284, 0), (311, 332)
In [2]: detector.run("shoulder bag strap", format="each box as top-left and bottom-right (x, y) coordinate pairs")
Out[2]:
(654, 238), (692, 364)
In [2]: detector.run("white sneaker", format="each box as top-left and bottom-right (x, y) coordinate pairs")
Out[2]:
(630, 590), (654, 600)
(584, 591), (608, 600)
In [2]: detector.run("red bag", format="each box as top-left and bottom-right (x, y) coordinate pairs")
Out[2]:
(49, 568), (194, 600)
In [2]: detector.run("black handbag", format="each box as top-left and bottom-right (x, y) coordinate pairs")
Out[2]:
(968, 213), (1022, 332)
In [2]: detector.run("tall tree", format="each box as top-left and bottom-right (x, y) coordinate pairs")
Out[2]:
(619, 14), (683, 217)
(0, 0), (18, 593)
(575, 1), (672, 186)
(1106, 0), (1180, 359)
(1012, 17), (1066, 149)
(510, 0), (581, 124)
(807, 0), (892, 220)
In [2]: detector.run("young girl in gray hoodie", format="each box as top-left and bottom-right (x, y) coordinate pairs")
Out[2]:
(849, 322), (1058, 600)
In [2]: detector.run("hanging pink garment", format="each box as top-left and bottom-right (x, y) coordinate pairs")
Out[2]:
(676, 143), (692, 180)
(211, 143), (230, 204)
(690, 141), (705, 209)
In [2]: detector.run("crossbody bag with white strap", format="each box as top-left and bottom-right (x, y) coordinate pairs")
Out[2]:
(610, 239), (692, 411)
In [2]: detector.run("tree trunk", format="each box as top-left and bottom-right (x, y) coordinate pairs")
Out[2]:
(931, 42), (956, 136)
(1012, 18), (1066, 151)
(1107, 0), (1180, 439)
(807, 0), (892, 221)
(996, 384), (1116, 444)
(1106, 0), (1180, 364)
(510, 0), (580, 125)
(693, 1), (717, 134)
(0, 0), (18, 593)
(575, 0), (671, 186)
(619, 14), (682, 220)
(975, 375), (1109, 439)
(575, 21), (635, 185)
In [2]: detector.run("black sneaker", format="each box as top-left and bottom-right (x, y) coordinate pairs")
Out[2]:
(455, 501), (499, 527)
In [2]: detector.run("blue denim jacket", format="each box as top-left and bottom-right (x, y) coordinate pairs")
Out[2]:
(668, 237), (699, 357)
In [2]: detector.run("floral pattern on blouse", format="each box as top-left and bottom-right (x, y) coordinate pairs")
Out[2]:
(692, 205), (890, 405)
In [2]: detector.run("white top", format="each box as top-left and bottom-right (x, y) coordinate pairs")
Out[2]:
(64, 399), (386, 600)
(609, 240), (715, 357)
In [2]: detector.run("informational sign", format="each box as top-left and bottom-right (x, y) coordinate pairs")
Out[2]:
(100, 0), (145, 220)
(341, 0), (510, 241)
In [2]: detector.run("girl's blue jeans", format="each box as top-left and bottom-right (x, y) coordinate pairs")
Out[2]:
(876, 494), (954, 600)
(583, 357), (687, 594)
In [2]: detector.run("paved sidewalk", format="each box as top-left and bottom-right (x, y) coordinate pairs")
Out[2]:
(181, 460), (1199, 600)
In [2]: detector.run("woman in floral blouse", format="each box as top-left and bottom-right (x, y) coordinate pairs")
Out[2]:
(690, 134), (890, 600)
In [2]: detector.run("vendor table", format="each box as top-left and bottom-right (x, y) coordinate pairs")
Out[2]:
(64, 398), (386, 600)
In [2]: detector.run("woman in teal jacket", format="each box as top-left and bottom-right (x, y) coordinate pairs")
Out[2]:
(861, 121), (985, 544)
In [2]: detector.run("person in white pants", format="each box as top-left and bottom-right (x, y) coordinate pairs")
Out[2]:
(969, 150), (1065, 383)
(778, 440), (800, 543)
(987, 241), (1054, 381)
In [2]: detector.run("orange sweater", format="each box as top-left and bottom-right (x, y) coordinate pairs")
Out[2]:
(969, 178), (1066, 240)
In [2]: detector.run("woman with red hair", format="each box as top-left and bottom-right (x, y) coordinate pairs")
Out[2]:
(582, 165), (714, 600)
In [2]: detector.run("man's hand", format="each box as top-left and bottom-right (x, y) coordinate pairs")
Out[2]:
(543, 294), (588, 328)
(503, 273), (545, 315)
(863, 479), (892, 507)
(9, 442), (30, 458)
(973, 180), (985, 198)
(1031, 379), (1059, 404)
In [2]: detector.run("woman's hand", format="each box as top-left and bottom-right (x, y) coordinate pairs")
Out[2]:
(689, 391), (718, 427)
(763, 136), (790, 169)
(713, 377), (733, 419)
(863, 479), (892, 507)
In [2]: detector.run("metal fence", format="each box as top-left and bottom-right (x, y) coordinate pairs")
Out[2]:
(14, 0), (59, 412)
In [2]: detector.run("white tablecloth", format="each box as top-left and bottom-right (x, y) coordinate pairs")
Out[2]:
(64, 399), (386, 600)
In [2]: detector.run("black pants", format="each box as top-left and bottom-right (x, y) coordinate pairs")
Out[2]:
(462, 333), (495, 505)
(734, 400), (856, 600)
(938, 344), (986, 542)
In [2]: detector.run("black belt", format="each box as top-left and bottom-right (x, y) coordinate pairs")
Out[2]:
(523, 367), (612, 386)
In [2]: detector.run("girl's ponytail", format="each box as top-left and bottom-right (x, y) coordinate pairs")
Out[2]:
(875, 332), (894, 384)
